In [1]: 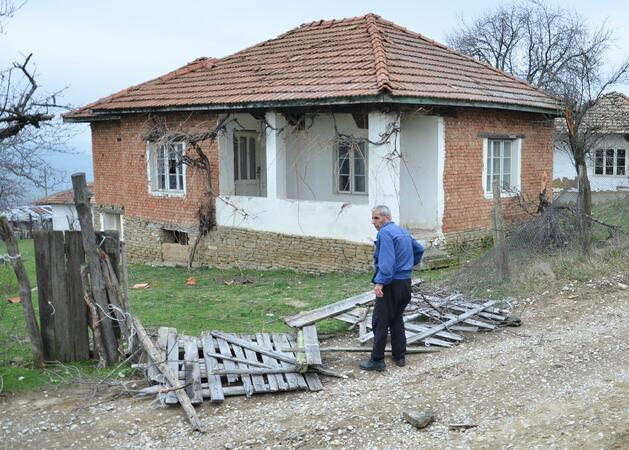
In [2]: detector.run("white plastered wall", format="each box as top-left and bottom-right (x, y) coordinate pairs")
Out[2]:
(51, 205), (79, 231)
(399, 114), (441, 230)
(554, 134), (629, 191)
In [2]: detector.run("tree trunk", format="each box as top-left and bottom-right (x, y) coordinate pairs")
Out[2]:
(576, 162), (593, 255)
(0, 217), (45, 369)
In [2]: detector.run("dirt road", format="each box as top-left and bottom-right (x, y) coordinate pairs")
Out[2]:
(2, 278), (628, 449)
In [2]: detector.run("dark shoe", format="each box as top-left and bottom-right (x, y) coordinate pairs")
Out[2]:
(394, 356), (406, 367)
(359, 358), (386, 371)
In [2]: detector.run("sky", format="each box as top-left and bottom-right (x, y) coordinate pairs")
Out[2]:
(2, 0), (628, 198)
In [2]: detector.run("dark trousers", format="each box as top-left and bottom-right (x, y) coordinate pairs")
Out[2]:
(371, 279), (412, 361)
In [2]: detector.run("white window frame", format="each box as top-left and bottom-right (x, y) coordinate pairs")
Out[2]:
(594, 148), (626, 177)
(146, 142), (187, 197)
(99, 212), (124, 241)
(233, 131), (259, 182)
(335, 140), (368, 195)
(482, 138), (521, 198)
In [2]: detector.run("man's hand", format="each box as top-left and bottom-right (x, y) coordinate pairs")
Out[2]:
(374, 283), (384, 298)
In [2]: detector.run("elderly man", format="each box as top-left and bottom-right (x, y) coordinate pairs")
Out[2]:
(360, 205), (424, 371)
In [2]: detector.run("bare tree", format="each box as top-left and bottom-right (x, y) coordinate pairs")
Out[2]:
(447, 0), (614, 92)
(1, 1), (68, 209)
(448, 0), (629, 253)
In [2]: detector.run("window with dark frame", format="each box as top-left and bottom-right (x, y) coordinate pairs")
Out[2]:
(337, 141), (367, 194)
(595, 149), (626, 176)
(233, 132), (257, 181)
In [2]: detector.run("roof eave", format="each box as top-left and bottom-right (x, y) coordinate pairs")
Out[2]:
(64, 94), (561, 122)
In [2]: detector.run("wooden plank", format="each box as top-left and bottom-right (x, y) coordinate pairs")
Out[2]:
(183, 337), (203, 404)
(284, 346), (439, 353)
(132, 317), (202, 432)
(65, 231), (89, 361)
(203, 351), (272, 368)
(200, 333), (224, 403)
(403, 323), (464, 341)
(165, 328), (179, 404)
(271, 333), (299, 390)
(256, 333), (284, 391)
(302, 325), (322, 366)
(236, 335), (267, 394)
(443, 314), (496, 329)
(358, 325), (454, 347)
(212, 331), (297, 365)
(280, 334), (309, 390)
(228, 338), (255, 396)
(285, 278), (423, 327)
(406, 302), (495, 345)
(286, 334), (322, 391)
(50, 230), (72, 362)
(181, 367), (300, 377)
(33, 231), (54, 361)
(148, 327), (168, 382)
(215, 336), (240, 384)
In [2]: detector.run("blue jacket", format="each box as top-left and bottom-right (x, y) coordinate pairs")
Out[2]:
(373, 221), (424, 285)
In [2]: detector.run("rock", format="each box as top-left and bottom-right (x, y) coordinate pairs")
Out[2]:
(403, 409), (434, 429)
(618, 282), (628, 290)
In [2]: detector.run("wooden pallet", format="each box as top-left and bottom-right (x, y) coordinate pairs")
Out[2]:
(151, 328), (323, 404)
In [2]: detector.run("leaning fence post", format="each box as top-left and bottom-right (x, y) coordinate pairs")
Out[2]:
(72, 173), (118, 365)
(491, 181), (510, 281)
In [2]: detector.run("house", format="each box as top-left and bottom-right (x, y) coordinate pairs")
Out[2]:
(0, 205), (52, 239)
(64, 14), (559, 272)
(34, 183), (112, 233)
(554, 92), (629, 196)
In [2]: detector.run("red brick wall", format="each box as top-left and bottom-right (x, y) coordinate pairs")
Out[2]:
(91, 113), (220, 226)
(442, 108), (554, 234)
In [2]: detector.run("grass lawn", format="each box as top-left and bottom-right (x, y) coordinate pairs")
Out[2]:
(2, 238), (451, 392)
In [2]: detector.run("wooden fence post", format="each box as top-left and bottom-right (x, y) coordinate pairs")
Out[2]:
(72, 173), (118, 365)
(0, 217), (44, 368)
(65, 230), (90, 360)
(491, 181), (510, 281)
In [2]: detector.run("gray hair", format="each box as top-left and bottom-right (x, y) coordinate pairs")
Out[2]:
(372, 205), (391, 218)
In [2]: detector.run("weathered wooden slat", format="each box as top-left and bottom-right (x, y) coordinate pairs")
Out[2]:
(283, 346), (440, 353)
(229, 338), (255, 396)
(448, 325), (480, 333)
(302, 325), (322, 366)
(65, 230), (89, 361)
(203, 351), (272, 369)
(257, 332), (284, 391)
(403, 323), (464, 341)
(285, 278), (423, 328)
(358, 325), (454, 347)
(215, 336), (240, 384)
(284, 334), (323, 392)
(33, 231), (55, 361)
(406, 302), (495, 344)
(50, 231), (72, 361)
(212, 331), (298, 365)
(271, 333), (299, 390)
(183, 337), (203, 404)
(165, 328), (179, 404)
(200, 333), (224, 403)
(240, 334), (268, 393)
(181, 367), (300, 377)
(443, 314), (496, 329)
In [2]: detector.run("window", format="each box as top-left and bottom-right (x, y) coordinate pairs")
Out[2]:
(233, 132), (257, 181)
(336, 141), (367, 194)
(483, 139), (520, 195)
(595, 149), (626, 176)
(148, 142), (185, 194)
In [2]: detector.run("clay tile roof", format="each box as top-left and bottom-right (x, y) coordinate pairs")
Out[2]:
(583, 92), (629, 134)
(34, 183), (94, 205)
(65, 14), (559, 121)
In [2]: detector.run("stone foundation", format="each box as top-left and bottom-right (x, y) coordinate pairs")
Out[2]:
(124, 216), (374, 273)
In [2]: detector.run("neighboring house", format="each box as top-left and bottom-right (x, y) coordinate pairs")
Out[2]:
(64, 14), (559, 272)
(34, 183), (123, 236)
(0, 205), (52, 239)
(554, 92), (629, 193)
